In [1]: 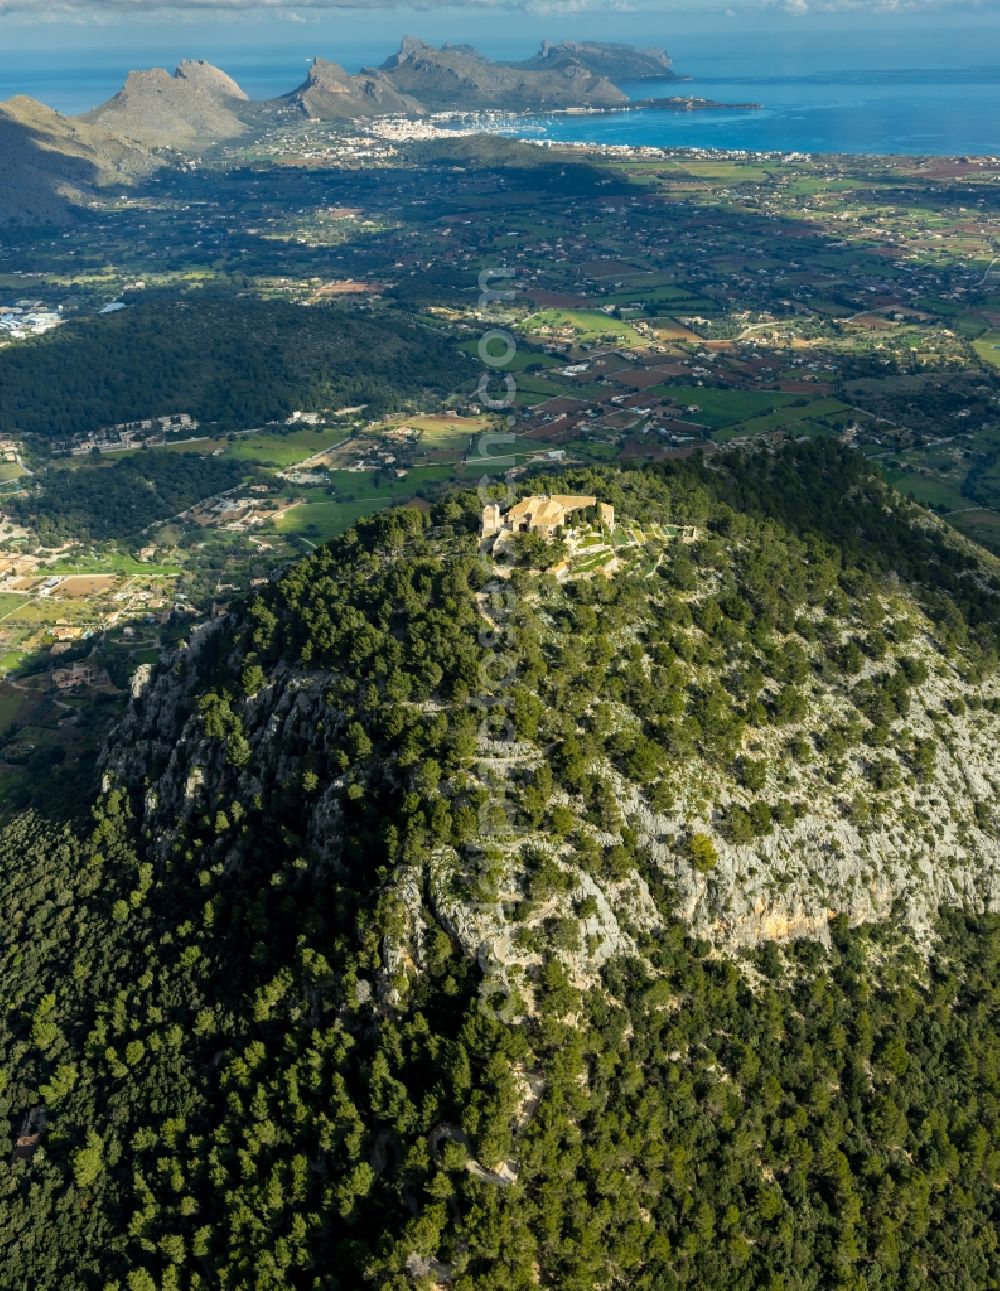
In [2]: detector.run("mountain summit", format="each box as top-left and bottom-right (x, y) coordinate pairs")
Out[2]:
(281, 57), (424, 120)
(82, 60), (251, 151)
(521, 40), (684, 81)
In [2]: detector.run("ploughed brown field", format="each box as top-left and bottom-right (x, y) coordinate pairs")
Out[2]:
(52, 576), (118, 598)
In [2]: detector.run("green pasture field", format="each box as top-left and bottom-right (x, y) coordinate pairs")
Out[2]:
(5, 600), (97, 626)
(659, 160), (776, 183)
(388, 417), (489, 459)
(843, 373), (935, 399)
(0, 595), (30, 621)
(0, 648), (28, 674)
(271, 468), (459, 541)
(882, 469), (968, 512)
(116, 427), (351, 468)
(652, 385), (801, 428)
(949, 509), (1000, 554)
(972, 332), (1000, 370)
(0, 687), (30, 732)
(407, 416), (491, 435)
(460, 341), (561, 373)
(721, 399), (854, 438)
(224, 428), (351, 466)
(805, 299), (857, 318)
(609, 272), (685, 289)
(567, 383), (615, 401)
(327, 465), (453, 496)
(467, 443), (539, 468)
(564, 440), (619, 464)
(950, 314), (989, 340)
(602, 285), (717, 309)
(525, 309), (642, 342)
(514, 375), (573, 397)
(274, 496), (386, 541)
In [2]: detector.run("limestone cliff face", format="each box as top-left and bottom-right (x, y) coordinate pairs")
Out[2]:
(174, 60), (248, 102)
(283, 59), (424, 121)
(105, 576), (1000, 990)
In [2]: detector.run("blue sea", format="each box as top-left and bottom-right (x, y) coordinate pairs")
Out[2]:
(0, 28), (997, 156)
(516, 30), (1000, 156)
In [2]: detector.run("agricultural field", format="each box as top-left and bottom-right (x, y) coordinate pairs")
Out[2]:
(973, 331), (1000, 370)
(224, 427), (353, 466)
(523, 309), (646, 344)
(882, 469), (970, 513)
(652, 386), (802, 428)
(273, 494), (391, 542)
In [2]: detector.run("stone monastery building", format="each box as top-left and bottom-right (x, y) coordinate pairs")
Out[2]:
(481, 494), (615, 542)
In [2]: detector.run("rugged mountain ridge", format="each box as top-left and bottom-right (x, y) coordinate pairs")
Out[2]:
(280, 57), (424, 121)
(83, 38), (640, 148)
(0, 38), (676, 189)
(517, 40), (684, 82)
(375, 36), (627, 111)
(0, 96), (155, 225)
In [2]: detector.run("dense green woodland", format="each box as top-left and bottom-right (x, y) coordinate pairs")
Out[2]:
(0, 443), (998, 1289)
(0, 293), (470, 438)
(11, 453), (249, 542)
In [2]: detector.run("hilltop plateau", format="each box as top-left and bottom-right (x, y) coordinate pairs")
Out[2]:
(105, 443), (1000, 958)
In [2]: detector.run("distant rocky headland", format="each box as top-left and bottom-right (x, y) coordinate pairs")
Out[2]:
(1, 39), (699, 151)
(69, 39), (691, 152)
(0, 38), (755, 225)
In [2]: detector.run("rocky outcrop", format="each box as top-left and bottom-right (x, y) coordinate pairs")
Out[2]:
(517, 40), (684, 83)
(281, 58), (423, 121)
(81, 61), (251, 152)
(375, 37), (628, 112)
